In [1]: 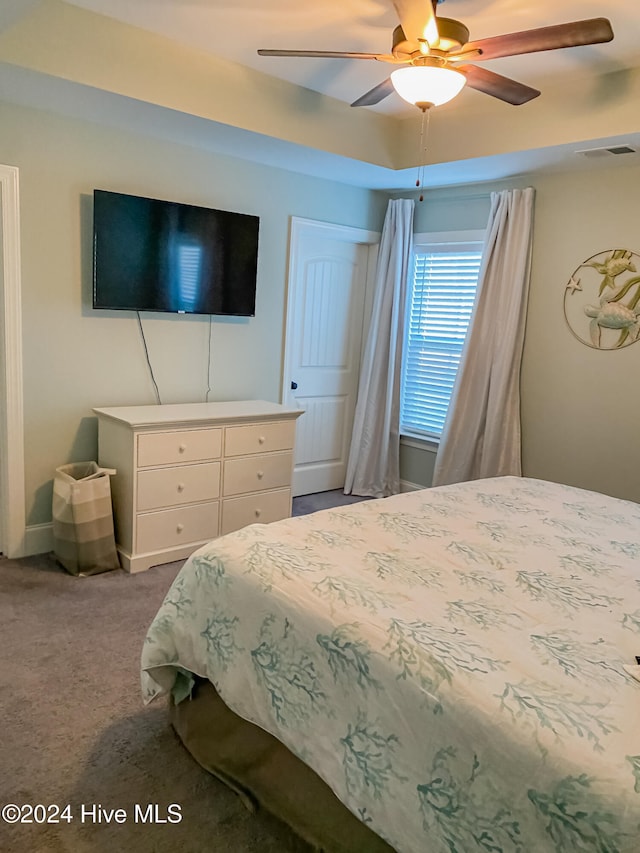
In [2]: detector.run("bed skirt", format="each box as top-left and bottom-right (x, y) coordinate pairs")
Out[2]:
(169, 678), (395, 853)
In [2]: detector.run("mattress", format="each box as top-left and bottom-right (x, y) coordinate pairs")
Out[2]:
(142, 476), (640, 852)
(169, 676), (394, 852)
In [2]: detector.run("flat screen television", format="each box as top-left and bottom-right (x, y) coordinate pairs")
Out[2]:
(92, 190), (259, 316)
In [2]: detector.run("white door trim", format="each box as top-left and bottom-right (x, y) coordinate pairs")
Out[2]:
(281, 216), (379, 407)
(0, 163), (26, 558)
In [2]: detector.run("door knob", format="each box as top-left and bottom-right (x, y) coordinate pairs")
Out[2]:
(291, 381), (298, 390)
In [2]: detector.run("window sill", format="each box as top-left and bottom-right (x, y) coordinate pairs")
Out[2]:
(400, 433), (439, 453)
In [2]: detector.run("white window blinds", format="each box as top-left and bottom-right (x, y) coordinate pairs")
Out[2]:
(401, 237), (483, 440)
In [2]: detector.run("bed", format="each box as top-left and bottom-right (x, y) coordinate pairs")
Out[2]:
(141, 476), (640, 852)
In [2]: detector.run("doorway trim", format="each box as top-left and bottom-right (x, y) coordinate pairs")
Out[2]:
(0, 163), (26, 558)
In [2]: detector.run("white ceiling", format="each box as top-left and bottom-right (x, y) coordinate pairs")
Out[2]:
(63, 0), (639, 117)
(2, 0), (640, 189)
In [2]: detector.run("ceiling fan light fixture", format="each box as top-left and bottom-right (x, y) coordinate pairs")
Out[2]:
(391, 65), (466, 108)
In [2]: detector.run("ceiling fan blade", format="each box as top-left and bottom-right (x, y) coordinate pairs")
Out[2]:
(392, 0), (439, 48)
(257, 49), (391, 60)
(457, 65), (540, 105)
(465, 17), (614, 62)
(351, 77), (395, 107)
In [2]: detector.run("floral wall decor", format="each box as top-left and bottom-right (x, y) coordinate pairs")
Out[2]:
(564, 249), (640, 349)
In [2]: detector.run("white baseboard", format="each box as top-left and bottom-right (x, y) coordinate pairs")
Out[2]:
(24, 522), (53, 556)
(400, 479), (425, 492)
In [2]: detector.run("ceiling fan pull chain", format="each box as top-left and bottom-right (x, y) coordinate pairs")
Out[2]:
(416, 106), (431, 202)
(415, 107), (425, 194)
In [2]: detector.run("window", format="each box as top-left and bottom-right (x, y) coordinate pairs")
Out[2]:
(401, 231), (484, 441)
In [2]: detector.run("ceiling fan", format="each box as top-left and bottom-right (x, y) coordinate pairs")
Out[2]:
(257, 0), (614, 110)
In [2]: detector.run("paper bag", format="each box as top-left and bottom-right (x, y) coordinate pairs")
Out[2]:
(52, 462), (120, 576)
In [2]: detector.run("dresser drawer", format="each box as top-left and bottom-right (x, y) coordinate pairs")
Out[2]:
(137, 461), (220, 511)
(224, 420), (296, 457)
(221, 488), (291, 535)
(136, 501), (219, 553)
(138, 428), (222, 468)
(223, 451), (293, 497)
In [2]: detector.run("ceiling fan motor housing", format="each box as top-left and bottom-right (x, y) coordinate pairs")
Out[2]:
(392, 18), (470, 59)
(431, 18), (470, 53)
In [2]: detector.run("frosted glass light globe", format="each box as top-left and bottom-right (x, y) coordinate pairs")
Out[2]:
(391, 65), (466, 108)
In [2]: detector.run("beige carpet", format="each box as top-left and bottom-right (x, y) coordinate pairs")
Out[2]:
(0, 552), (313, 853)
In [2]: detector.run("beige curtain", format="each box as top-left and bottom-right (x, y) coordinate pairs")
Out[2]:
(344, 198), (415, 497)
(433, 187), (535, 487)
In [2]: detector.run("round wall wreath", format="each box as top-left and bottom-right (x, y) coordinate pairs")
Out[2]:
(564, 249), (640, 349)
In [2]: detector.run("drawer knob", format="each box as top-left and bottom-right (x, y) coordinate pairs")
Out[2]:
(178, 444), (187, 453)
(177, 483), (185, 492)
(176, 523), (184, 533)
(256, 471), (264, 479)
(258, 435), (266, 444)
(255, 509), (261, 518)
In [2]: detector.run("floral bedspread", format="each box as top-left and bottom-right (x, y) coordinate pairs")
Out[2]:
(141, 476), (640, 852)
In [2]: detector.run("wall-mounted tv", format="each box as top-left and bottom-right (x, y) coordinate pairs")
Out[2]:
(92, 190), (259, 316)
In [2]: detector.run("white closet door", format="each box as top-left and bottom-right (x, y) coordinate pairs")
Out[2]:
(283, 218), (377, 496)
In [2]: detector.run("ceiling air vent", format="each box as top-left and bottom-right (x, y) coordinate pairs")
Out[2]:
(607, 145), (637, 155)
(575, 145), (637, 158)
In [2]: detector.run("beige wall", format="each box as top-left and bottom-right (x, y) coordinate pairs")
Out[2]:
(521, 166), (640, 503)
(398, 165), (640, 504)
(3, 94), (639, 534)
(0, 100), (387, 526)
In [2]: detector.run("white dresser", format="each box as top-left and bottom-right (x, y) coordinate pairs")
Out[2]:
(93, 401), (303, 573)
